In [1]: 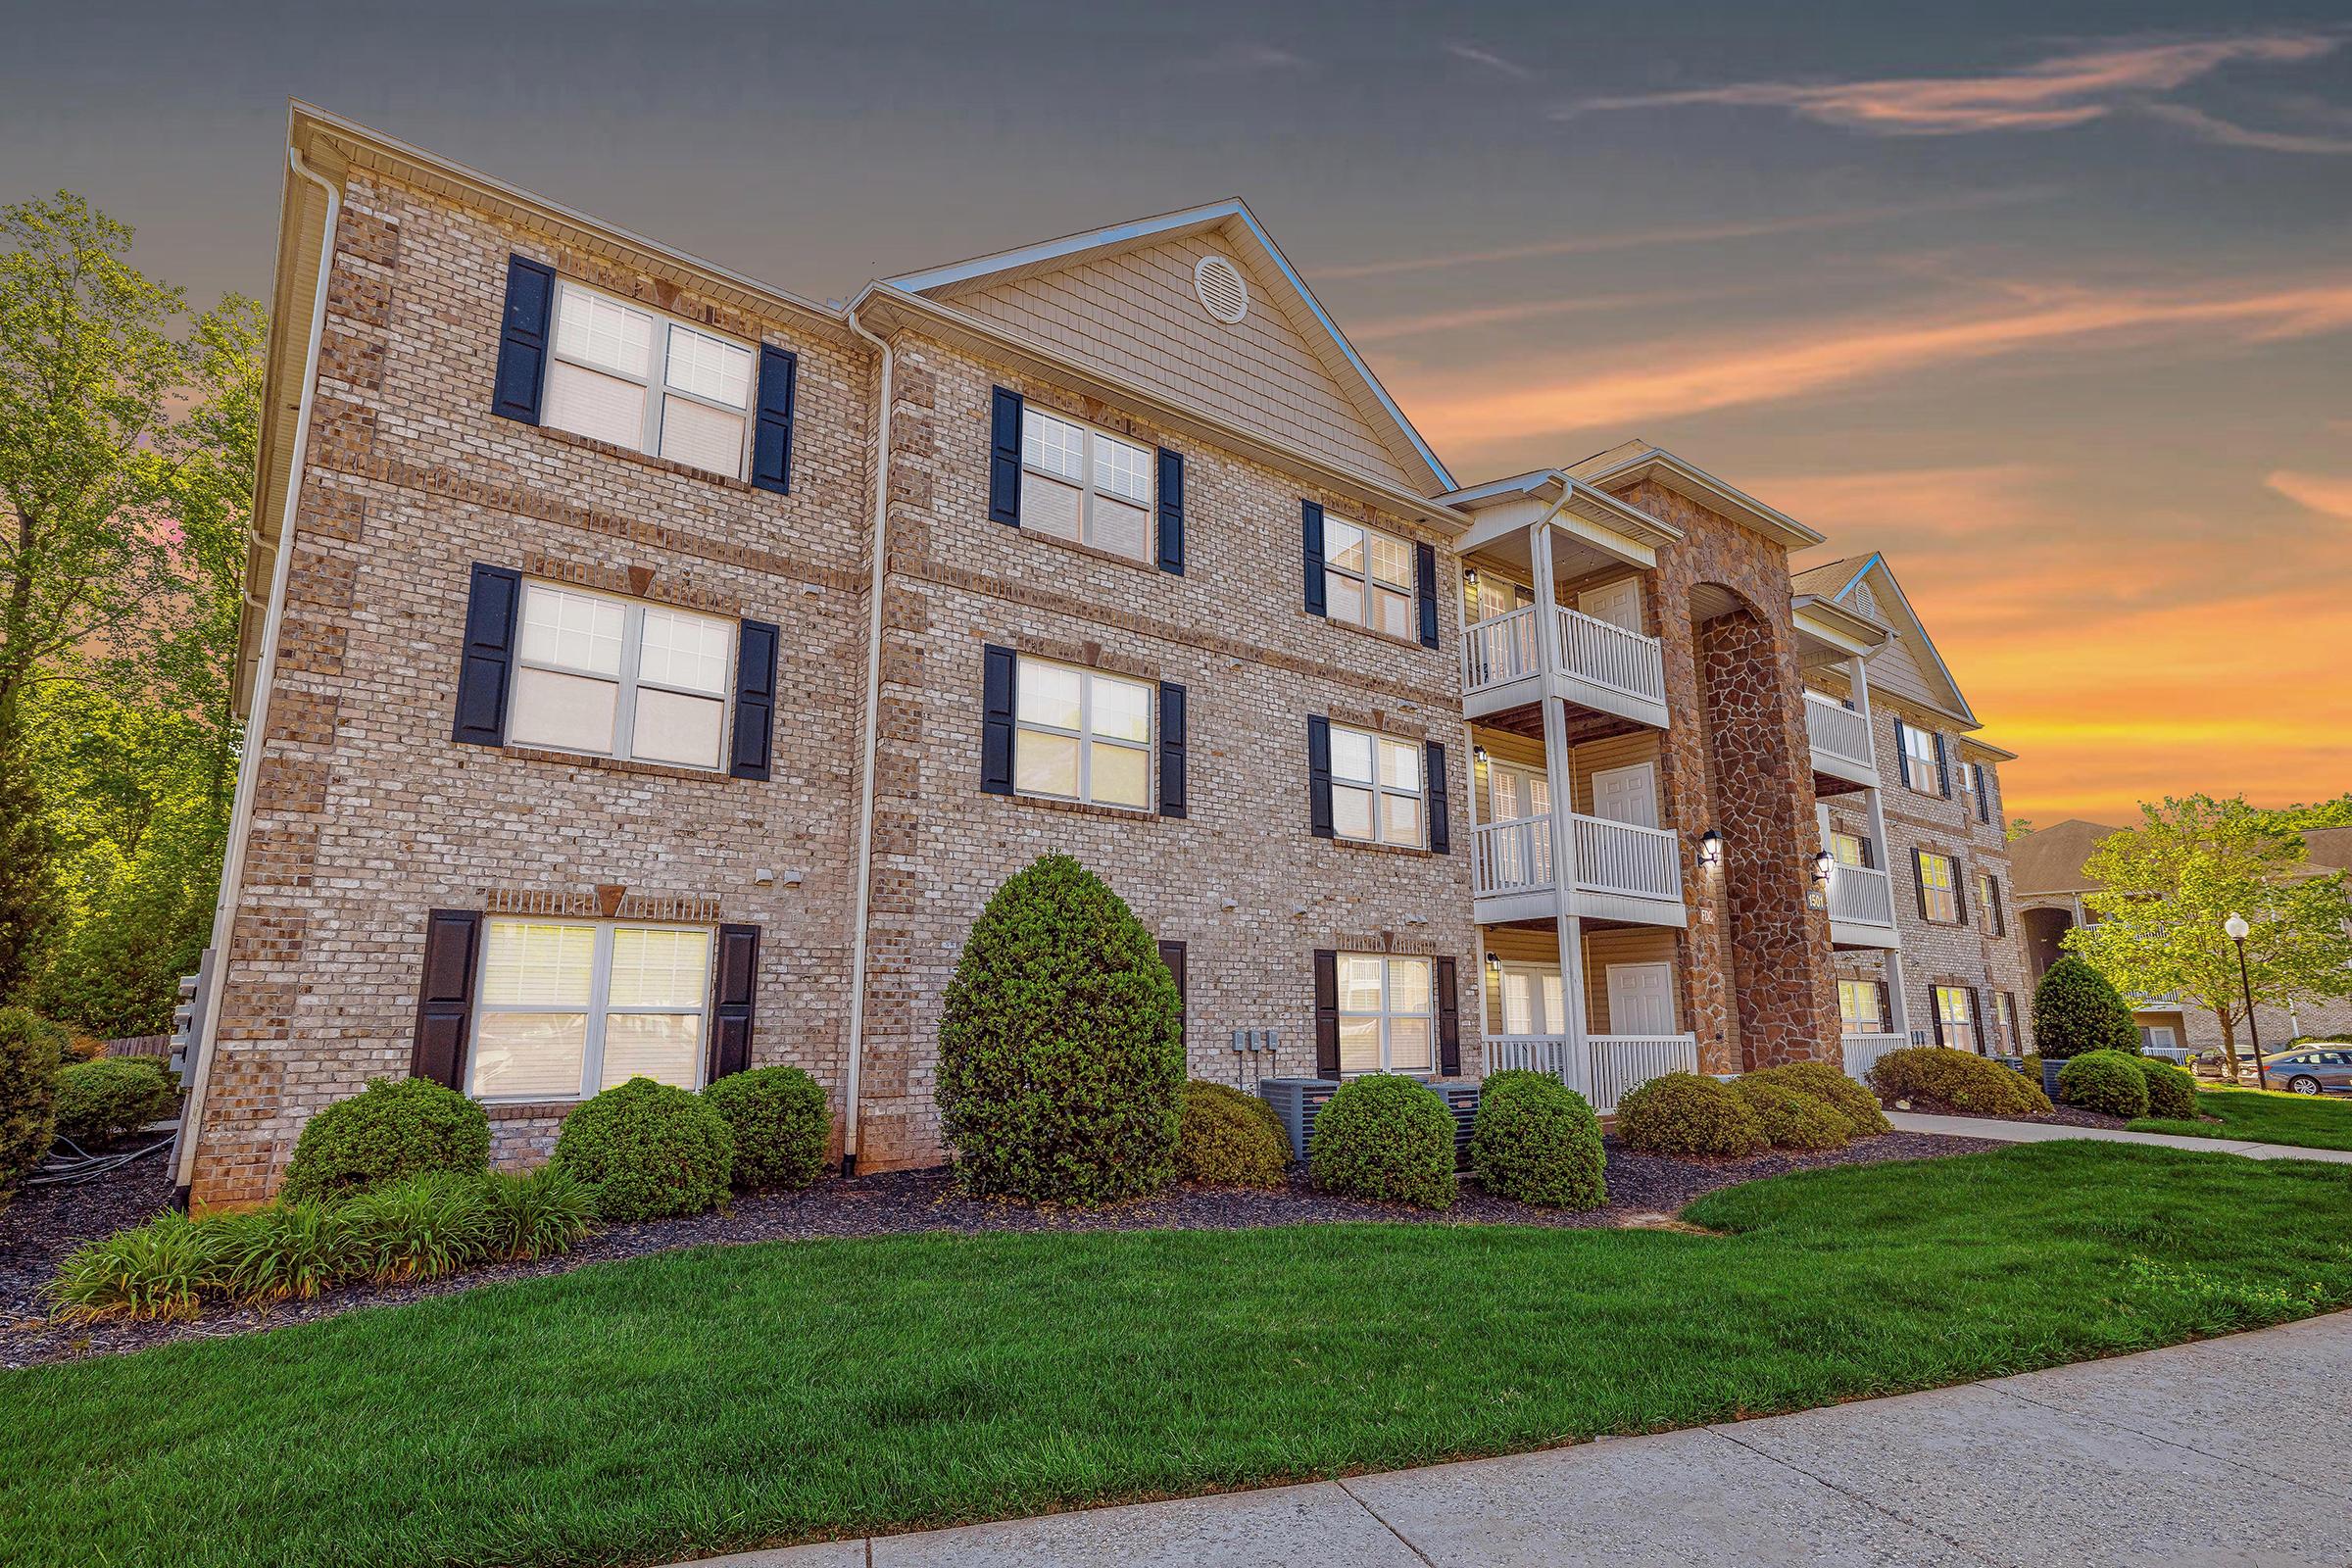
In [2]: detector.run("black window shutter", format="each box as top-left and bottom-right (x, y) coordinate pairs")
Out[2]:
(1954, 860), (1970, 926)
(1306, 715), (1334, 839)
(1425, 741), (1449, 854)
(492, 256), (555, 423)
(1893, 717), (1912, 788)
(1157, 681), (1188, 818)
(729, 617), (780, 780)
(708, 923), (760, 1082)
(1979, 766), (1996, 825)
(1934, 731), (1951, 798)
(1932, 990), (1948, 1049)
(988, 387), (1023, 525)
(1313, 949), (1340, 1076)
(1300, 501), (1327, 617)
(1874, 979), (1893, 1033)
(410, 909), (482, 1090)
(1436, 956), (1461, 1075)
(452, 564), (522, 746)
(751, 346), (799, 495)
(1860, 834), (1878, 870)
(1912, 848), (1931, 922)
(1967, 988), (1984, 1054)
(981, 644), (1017, 794)
(1415, 541), (1440, 649)
(1156, 939), (1187, 1050)
(1155, 448), (1185, 575)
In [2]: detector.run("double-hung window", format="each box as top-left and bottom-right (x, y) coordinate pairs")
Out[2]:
(1901, 721), (1942, 796)
(469, 919), (712, 1100)
(1994, 991), (2020, 1052)
(543, 280), (757, 477)
(1935, 985), (1978, 1054)
(510, 582), (734, 769)
(1021, 407), (1154, 560)
(1323, 517), (1416, 640)
(1013, 656), (1152, 809)
(1330, 724), (1424, 847)
(1918, 851), (1960, 922)
(1838, 979), (1883, 1032)
(1831, 830), (1872, 868)
(1337, 954), (1433, 1073)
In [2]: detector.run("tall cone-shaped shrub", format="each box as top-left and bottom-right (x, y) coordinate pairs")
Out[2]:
(937, 855), (1183, 1203)
(2033, 955), (2140, 1060)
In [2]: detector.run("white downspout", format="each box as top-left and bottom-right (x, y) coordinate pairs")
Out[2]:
(172, 148), (341, 1199)
(838, 306), (893, 1175)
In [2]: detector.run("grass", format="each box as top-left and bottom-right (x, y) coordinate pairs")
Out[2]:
(4, 1142), (2350, 1568)
(2132, 1085), (2352, 1152)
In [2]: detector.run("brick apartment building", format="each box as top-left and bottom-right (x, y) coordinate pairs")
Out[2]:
(172, 104), (2031, 1205)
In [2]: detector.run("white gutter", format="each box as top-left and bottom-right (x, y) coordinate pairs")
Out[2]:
(837, 305), (893, 1174)
(172, 148), (341, 1199)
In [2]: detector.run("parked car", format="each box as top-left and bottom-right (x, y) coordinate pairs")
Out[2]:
(2261, 1049), (2352, 1097)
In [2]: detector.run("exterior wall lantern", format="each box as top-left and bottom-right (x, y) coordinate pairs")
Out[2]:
(1698, 828), (1724, 869)
(1813, 849), (1835, 886)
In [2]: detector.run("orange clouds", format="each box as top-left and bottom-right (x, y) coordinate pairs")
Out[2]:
(2268, 470), (2352, 521)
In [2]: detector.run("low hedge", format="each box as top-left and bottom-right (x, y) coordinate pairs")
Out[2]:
(2132, 1055), (2199, 1120)
(1868, 1047), (2053, 1117)
(0, 1008), (66, 1209)
(1731, 1077), (1854, 1152)
(1468, 1069), (1605, 1208)
(1742, 1061), (1891, 1137)
(280, 1078), (491, 1203)
(554, 1077), (735, 1221)
(1307, 1074), (1455, 1209)
(703, 1066), (831, 1192)
(2058, 1050), (2150, 1118)
(52, 1056), (178, 1144)
(1615, 1072), (1768, 1158)
(1176, 1081), (1290, 1188)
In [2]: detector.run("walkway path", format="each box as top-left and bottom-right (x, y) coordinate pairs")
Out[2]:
(1887, 1109), (2352, 1162)
(683, 1310), (2352, 1566)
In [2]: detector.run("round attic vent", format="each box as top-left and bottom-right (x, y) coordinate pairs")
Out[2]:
(1194, 254), (1249, 323)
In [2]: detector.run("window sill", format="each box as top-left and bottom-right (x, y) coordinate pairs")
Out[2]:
(505, 743), (739, 784)
(477, 1099), (584, 1121)
(1313, 610), (1436, 657)
(1006, 790), (1163, 824)
(535, 424), (757, 494)
(1005, 522), (1162, 575)
(1324, 834), (1433, 858)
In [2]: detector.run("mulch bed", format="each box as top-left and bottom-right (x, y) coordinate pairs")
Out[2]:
(0, 1129), (1992, 1370)
(1884, 1100), (2143, 1131)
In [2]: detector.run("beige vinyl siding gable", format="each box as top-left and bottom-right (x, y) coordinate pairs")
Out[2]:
(1865, 624), (1947, 717)
(940, 232), (1419, 491)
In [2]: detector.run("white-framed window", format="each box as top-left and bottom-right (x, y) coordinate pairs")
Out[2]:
(1021, 406), (1154, 560)
(1324, 516), (1416, 640)
(1330, 724), (1424, 848)
(508, 581), (734, 769)
(1338, 953), (1434, 1073)
(1918, 851), (1960, 923)
(1935, 985), (1978, 1054)
(1831, 830), (1871, 868)
(1013, 656), (1152, 809)
(469, 918), (712, 1101)
(1838, 979), (1883, 1031)
(1995, 991), (2020, 1052)
(1464, 571), (1535, 623)
(1498, 962), (1568, 1036)
(1901, 721), (1942, 795)
(542, 279), (757, 477)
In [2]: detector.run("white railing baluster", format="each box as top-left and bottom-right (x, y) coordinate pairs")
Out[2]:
(1827, 862), (1895, 927)
(1803, 690), (1875, 772)
(1555, 607), (1667, 704)
(1461, 606), (1541, 693)
(1839, 1032), (1905, 1082)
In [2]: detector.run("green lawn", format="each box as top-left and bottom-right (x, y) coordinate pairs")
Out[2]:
(2132, 1086), (2352, 1152)
(5, 1143), (2350, 1568)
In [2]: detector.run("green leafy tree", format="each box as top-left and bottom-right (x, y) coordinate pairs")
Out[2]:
(2006, 815), (2034, 842)
(2067, 796), (2352, 1059)
(2278, 793), (2352, 830)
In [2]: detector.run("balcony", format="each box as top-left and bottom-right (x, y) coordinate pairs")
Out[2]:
(1469, 812), (1687, 926)
(1840, 1031), (1907, 1082)
(1482, 1033), (1701, 1114)
(1462, 605), (1670, 732)
(1827, 861), (1900, 950)
(1805, 689), (1878, 791)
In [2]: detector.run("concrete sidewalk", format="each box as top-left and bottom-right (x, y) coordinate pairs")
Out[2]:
(1888, 1109), (2352, 1163)
(688, 1312), (2352, 1566)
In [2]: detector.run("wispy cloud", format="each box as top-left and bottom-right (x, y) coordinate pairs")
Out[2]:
(1558, 34), (2338, 136)
(1350, 285), (1763, 344)
(1445, 42), (1531, 80)
(1313, 189), (2048, 280)
(2142, 101), (2352, 155)
(1403, 277), (2352, 448)
(1201, 42), (1312, 73)
(2268, 469), (2352, 519)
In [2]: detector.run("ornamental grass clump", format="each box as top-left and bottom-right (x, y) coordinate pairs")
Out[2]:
(1731, 1076), (1854, 1152)
(1175, 1080), (1290, 1188)
(2058, 1050), (2151, 1119)
(48, 1210), (229, 1322)
(1868, 1047), (2053, 1117)
(703, 1065), (831, 1192)
(1468, 1069), (1605, 1209)
(478, 1165), (601, 1259)
(1742, 1060), (1891, 1137)
(1614, 1072), (1768, 1158)
(1308, 1073), (1456, 1209)
(279, 1077), (491, 1202)
(51, 1056), (178, 1144)
(555, 1077), (736, 1222)
(2132, 1055), (2200, 1120)
(214, 1198), (349, 1304)
(936, 855), (1184, 1205)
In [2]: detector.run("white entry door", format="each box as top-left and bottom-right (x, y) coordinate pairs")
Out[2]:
(1590, 761), (1659, 829)
(1499, 963), (1568, 1036)
(1606, 962), (1675, 1036)
(1579, 577), (1642, 632)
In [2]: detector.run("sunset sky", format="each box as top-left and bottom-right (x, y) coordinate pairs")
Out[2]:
(4, 1), (2345, 822)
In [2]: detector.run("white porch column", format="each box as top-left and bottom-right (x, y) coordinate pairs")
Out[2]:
(1530, 520), (1591, 1095)
(1851, 653), (1911, 1041)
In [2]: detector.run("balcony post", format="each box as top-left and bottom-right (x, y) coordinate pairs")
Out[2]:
(1530, 521), (1591, 1095)
(1852, 652), (1912, 1041)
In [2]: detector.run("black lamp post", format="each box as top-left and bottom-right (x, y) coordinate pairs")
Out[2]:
(2225, 912), (2269, 1092)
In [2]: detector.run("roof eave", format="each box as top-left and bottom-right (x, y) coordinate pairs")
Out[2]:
(1579, 446), (1827, 549)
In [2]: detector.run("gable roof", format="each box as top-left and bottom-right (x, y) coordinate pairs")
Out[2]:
(1794, 550), (1978, 727)
(1566, 440), (1827, 549)
(883, 200), (1454, 498)
(2011, 818), (2127, 897)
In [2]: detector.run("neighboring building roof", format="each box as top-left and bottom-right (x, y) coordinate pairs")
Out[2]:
(2011, 818), (2126, 897)
(2296, 825), (2352, 874)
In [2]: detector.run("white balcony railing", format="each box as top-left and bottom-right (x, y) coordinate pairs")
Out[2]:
(1828, 861), (1896, 927)
(1804, 690), (1875, 773)
(1463, 606), (1541, 691)
(1472, 813), (1683, 904)
(1840, 1032), (1906, 1083)
(1484, 1033), (1575, 1079)
(1558, 606), (1667, 704)
(1480, 1033), (1700, 1115)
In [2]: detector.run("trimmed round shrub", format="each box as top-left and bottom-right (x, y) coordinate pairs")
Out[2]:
(936, 855), (1184, 1205)
(703, 1065), (831, 1192)
(1308, 1073), (1456, 1209)
(280, 1077), (491, 1203)
(2057, 1050), (2150, 1118)
(0, 1007), (66, 1208)
(553, 1076), (735, 1221)
(2132, 1055), (2199, 1120)
(1742, 1061), (1892, 1137)
(52, 1056), (178, 1144)
(1176, 1081), (1290, 1188)
(1869, 1047), (2053, 1117)
(1615, 1072), (1768, 1158)
(1469, 1069), (1606, 1209)
(1732, 1077), (1855, 1152)
(2032, 956), (2140, 1060)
